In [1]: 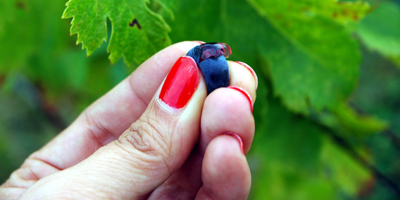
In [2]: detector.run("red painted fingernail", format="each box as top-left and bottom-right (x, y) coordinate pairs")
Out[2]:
(224, 132), (245, 154)
(235, 61), (258, 89)
(228, 86), (253, 112)
(159, 56), (199, 109)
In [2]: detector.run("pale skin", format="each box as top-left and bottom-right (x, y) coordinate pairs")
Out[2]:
(0, 41), (257, 200)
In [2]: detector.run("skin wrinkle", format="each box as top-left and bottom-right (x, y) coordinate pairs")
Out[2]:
(28, 154), (62, 172)
(119, 110), (179, 177)
(5, 169), (35, 189)
(114, 137), (167, 185)
(111, 136), (171, 196)
(3, 154), (62, 190)
(148, 145), (204, 199)
(141, 102), (178, 162)
(5, 172), (23, 188)
(143, 116), (172, 159)
(128, 74), (149, 108)
(28, 156), (60, 178)
(126, 127), (155, 155)
(148, 105), (176, 159)
(27, 167), (39, 183)
(83, 111), (118, 148)
(115, 119), (170, 171)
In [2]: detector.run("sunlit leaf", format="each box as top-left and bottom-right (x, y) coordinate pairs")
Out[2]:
(333, 103), (388, 136)
(357, 2), (400, 67)
(247, 0), (362, 113)
(62, 0), (171, 65)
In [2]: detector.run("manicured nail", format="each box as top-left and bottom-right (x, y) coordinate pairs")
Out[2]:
(228, 86), (253, 112)
(159, 56), (199, 109)
(235, 61), (258, 89)
(224, 132), (245, 154)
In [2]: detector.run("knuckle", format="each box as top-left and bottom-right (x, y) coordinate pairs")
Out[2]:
(116, 115), (173, 162)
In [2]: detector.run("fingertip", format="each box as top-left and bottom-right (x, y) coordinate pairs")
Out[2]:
(227, 61), (257, 102)
(201, 87), (255, 154)
(223, 132), (245, 154)
(228, 86), (253, 113)
(197, 135), (251, 200)
(235, 61), (258, 89)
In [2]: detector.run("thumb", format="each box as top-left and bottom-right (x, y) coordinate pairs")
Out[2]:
(20, 56), (207, 199)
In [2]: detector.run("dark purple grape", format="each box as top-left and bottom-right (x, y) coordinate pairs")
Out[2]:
(186, 43), (231, 94)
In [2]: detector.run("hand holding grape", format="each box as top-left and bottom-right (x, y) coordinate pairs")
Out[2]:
(0, 41), (257, 200)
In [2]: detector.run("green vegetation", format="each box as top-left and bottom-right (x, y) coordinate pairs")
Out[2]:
(1, 0), (400, 199)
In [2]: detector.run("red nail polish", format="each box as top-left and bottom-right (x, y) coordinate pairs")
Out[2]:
(224, 132), (245, 154)
(159, 56), (199, 109)
(228, 86), (253, 112)
(235, 61), (258, 88)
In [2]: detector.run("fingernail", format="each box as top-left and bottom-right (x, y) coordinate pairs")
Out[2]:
(224, 132), (245, 154)
(159, 56), (199, 109)
(235, 61), (258, 89)
(228, 86), (253, 113)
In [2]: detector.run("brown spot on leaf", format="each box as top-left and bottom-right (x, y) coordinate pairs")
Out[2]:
(357, 177), (375, 197)
(0, 75), (5, 87)
(15, 1), (26, 9)
(341, 9), (349, 16)
(353, 14), (359, 21)
(129, 18), (141, 29)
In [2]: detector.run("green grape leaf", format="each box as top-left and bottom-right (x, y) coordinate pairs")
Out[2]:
(333, 103), (388, 136)
(250, 96), (371, 199)
(319, 103), (388, 138)
(320, 136), (371, 195)
(62, 0), (171, 65)
(247, 0), (363, 114)
(318, 1), (370, 26)
(0, 0), (47, 72)
(250, 157), (336, 200)
(151, 0), (175, 21)
(250, 96), (326, 199)
(253, 97), (323, 172)
(357, 2), (400, 67)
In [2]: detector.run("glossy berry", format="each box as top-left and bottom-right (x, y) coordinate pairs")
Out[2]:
(187, 43), (231, 94)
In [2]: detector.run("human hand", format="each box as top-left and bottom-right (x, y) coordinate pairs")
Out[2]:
(0, 41), (257, 200)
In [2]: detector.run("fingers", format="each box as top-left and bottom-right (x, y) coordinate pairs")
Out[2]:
(228, 61), (258, 102)
(199, 87), (255, 154)
(195, 135), (251, 200)
(147, 61), (257, 198)
(19, 56), (208, 199)
(27, 41), (201, 170)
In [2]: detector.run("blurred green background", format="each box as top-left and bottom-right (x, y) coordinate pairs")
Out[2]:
(1, 0), (400, 199)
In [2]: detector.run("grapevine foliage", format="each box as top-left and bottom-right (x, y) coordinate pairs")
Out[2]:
(357, 2), (400, 67)
(62, 0), (171, 64)
(247, 0), (368, 113)
(1, 0), (400, 199)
